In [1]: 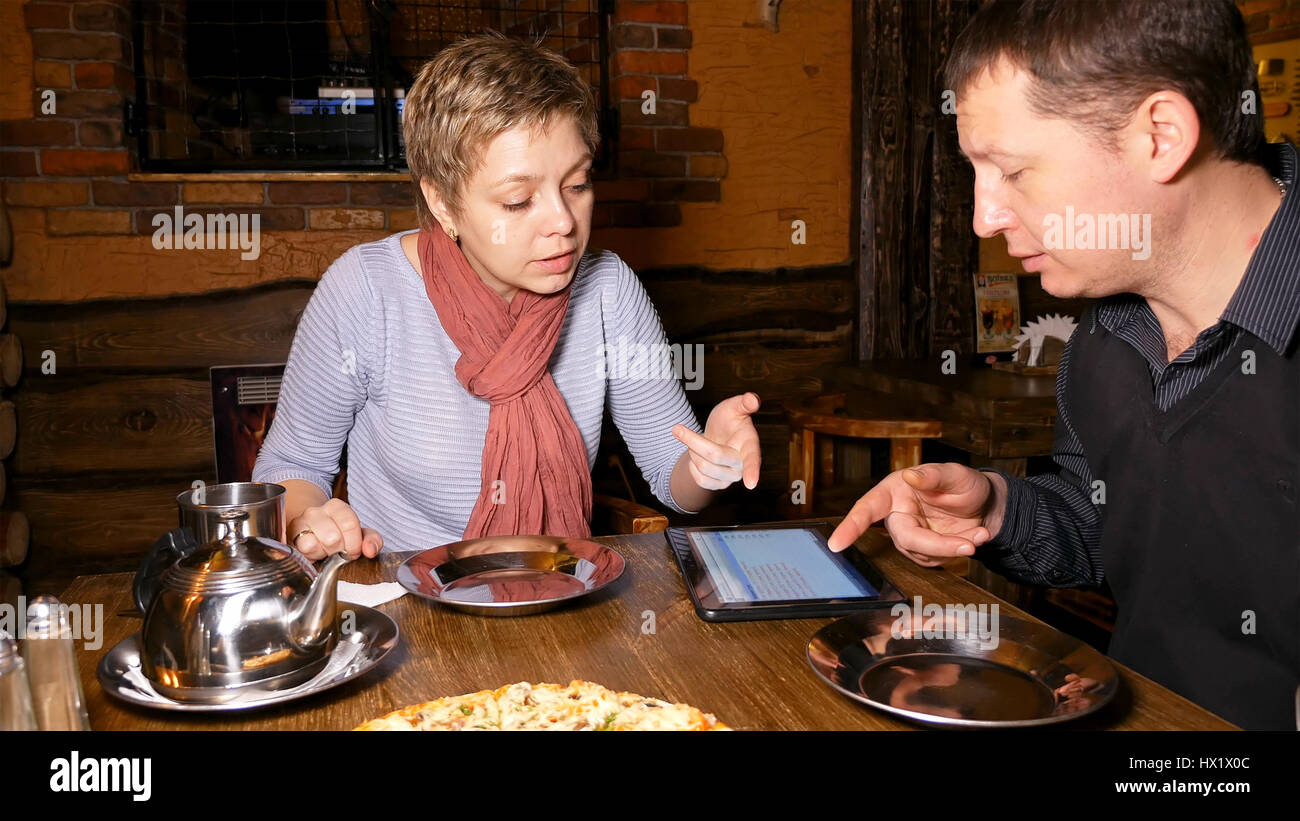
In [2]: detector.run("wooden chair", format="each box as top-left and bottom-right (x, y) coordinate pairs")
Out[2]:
(590, 452), (668, 535)
(591, 494), (668, 535)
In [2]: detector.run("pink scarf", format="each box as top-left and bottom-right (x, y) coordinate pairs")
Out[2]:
(417, 227), (592, 539)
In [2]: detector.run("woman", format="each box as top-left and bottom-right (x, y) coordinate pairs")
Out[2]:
(252, 32), (762, 559)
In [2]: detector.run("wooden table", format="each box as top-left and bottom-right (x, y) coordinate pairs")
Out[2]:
(61, 524), (1235, 730)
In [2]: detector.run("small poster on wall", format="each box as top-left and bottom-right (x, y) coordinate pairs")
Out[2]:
(972, 273), (1022, 353)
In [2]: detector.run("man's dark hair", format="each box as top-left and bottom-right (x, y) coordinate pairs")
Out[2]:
(945, 0), (1265, 165)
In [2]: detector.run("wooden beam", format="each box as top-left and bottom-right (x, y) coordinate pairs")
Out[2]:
(853, 0), (978, 360)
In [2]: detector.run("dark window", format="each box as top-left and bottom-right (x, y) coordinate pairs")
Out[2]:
(132, 0), (612, 171)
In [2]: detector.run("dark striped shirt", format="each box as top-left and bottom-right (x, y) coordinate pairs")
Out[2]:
(977, 140), (1300, 588)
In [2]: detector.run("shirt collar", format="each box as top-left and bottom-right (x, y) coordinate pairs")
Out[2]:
(1094, 141), (1300, 355)
(1219, 140), (1300, 354)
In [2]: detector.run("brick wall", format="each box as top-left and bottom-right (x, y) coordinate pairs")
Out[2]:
(3, 0), (133, 181)
(3, 0), (442, 237)
(601, 1), (723, 228)
(3, 0), (851, 297)
(1, 0), (727, 241)
(1240, 0), (1300, 42)
(5, 177), (419, 237)
(509, 0), (726, 229)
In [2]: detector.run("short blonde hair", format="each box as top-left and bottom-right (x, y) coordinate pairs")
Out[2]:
(403, 31), (601, 228)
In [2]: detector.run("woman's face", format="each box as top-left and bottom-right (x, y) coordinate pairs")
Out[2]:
(422, 115), (594, 303)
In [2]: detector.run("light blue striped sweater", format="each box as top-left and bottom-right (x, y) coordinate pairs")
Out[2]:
(252, 230), (701, 552)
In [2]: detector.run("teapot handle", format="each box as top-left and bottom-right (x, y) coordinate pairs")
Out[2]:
(132, 527), (200, 616)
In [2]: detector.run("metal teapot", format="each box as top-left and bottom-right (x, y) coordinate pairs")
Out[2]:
(138, 505), (352, 703)
(133, 481), (291, 615)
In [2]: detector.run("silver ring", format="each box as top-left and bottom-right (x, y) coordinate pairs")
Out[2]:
(292, 527), (313, 545)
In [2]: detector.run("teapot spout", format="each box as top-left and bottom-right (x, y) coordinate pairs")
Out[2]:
(288, 551), (352, 651)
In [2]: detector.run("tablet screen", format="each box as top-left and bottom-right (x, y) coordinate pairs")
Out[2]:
(687, 527), (879, 603)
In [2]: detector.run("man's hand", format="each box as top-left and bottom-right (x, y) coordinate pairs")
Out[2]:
(673, 392), (762, 490)
(826, 462), (1004, 566)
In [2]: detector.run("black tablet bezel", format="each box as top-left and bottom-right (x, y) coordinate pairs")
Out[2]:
(666, 521), (906, 622)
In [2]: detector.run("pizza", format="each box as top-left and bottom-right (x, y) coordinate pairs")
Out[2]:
(354, 680), (729, 731)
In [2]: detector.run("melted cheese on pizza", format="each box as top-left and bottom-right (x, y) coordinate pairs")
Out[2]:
(355, 681), (727, 731)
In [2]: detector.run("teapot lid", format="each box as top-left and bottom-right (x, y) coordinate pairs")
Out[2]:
(164, 509), (314, 594)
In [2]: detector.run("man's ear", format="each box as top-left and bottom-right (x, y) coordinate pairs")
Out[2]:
(419, 179), (456, 233)
(1130, 90), (1200, 184)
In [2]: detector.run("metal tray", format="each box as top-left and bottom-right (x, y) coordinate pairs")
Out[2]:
(807, 608), (1118, 727)
(98, 602), (399, 712)
(396, 535), (625, 616)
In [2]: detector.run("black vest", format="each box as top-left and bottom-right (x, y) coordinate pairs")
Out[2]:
(1067, 307), (1299, 729)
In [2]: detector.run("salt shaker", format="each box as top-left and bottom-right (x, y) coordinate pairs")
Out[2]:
(0, 630), (37, 731)
(23, 595), (90, 731)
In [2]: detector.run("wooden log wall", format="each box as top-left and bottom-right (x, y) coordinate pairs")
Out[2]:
(7, 283), (309, 586)
(2, 188), (27, 601)
(0, 274), (28, 574)
(8, 261), (855, 586)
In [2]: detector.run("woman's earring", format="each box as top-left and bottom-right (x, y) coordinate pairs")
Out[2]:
(447, 227), (458, 242)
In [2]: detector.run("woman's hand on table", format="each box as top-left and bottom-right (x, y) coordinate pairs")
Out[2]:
(673, 392), (763, 491)
(826, 462), (1004, 566)
(287, 498), (384, 560)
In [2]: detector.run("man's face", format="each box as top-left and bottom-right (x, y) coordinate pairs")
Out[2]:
(956, 61), (1157, 298)
(425, 115), (594, 303)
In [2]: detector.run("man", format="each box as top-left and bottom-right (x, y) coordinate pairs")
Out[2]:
(828, 0), (1298, 729)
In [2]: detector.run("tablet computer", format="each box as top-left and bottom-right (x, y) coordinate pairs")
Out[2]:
(666, 521), (905, 622)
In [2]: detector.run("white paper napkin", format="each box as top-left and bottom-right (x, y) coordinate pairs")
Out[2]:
(337, 580), (407, 608)
(121, 662), (177, 704)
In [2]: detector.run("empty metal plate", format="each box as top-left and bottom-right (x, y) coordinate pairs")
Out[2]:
(807, 608), (1118, 727)
(396, 535), (626, 616)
